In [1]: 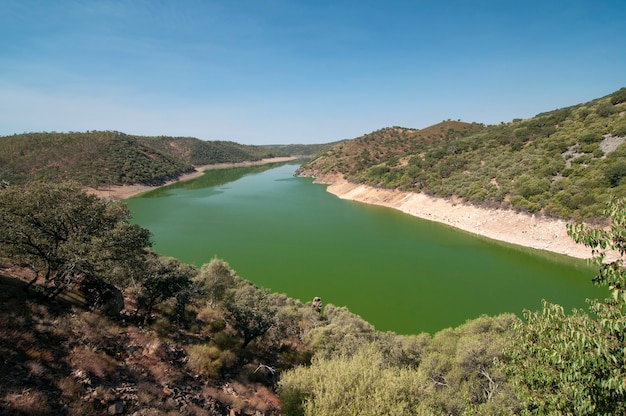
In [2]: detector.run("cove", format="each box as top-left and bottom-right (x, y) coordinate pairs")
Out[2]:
(126, 162), (605, 335)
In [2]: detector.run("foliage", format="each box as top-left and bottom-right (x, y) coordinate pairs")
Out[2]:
(133, 252), (196, 323)
(0, 130), (285, 187)
(416, 314), (520, 415)
(263, 142), (341, 157)
(281, 313), (519, 415)
(299, 88), (626, 221)
(279, 345), (423, 416)
(186, 343), (237, 378)
(304, 304), (379, 358)
(0, 181), (151, 298)
(507, 196), (626, 415)
(224, 284), (279, 348)
(610, 87), (626, 105)
(195, 257), (241, 305)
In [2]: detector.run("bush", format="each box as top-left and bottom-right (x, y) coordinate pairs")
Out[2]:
(610, 87), (626, 105)
(597, 102), (617, 117)
(605, 160), (626, 186)
(186, 343), (237, 378)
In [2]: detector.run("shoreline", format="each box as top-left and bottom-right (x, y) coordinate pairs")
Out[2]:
(310, 174), (595, 260)
(86, 157), (299, 200)
(91, 159), (602, 261)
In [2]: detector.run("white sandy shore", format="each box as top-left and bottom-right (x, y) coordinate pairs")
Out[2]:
(312, 174), (596, 260)
(86, 157), (299, 200)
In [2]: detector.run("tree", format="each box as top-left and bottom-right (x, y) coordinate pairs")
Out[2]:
(224, 284), (278, 348)
(0, 181), (151, 299)
(134, 252), (195, 324)
(194, 257), (239, 305)
(507, 196), (626, 415)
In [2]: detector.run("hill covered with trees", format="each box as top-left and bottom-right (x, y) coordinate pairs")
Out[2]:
(0, 131), (290, 187)
(299, 88), (626, 221)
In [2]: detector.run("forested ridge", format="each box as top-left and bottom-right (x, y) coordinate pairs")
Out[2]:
(0, 131), (290, 187)
(299, 87), (626, 221)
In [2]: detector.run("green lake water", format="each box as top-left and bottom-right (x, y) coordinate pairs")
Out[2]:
(126, 162), (605, 335)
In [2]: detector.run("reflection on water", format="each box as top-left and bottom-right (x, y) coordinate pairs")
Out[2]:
(136, 162), (291, 198)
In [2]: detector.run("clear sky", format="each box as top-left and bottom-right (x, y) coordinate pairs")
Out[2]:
(1, 1), (625, 144)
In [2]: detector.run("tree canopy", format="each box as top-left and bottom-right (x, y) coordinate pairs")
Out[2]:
(507, 196), (626, 415)
(0, 181), (151, 299)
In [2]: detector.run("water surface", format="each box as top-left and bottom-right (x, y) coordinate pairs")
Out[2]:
(127, 163), (604, 334)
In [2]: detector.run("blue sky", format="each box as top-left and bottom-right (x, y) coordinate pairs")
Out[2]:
(1, 1), (624, 144)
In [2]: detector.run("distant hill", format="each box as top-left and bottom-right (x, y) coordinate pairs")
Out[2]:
(298, 121), (483, 177)
(0, 131), (290, 187)
(263, 142), (341, 157)
(298, 88), (626, 221)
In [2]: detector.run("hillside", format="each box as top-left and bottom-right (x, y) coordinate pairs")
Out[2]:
(0, 131), (289, 188)
(0, 262), (293, 415)
(298, 88), (626, 221)
(262, 142), (341, 158)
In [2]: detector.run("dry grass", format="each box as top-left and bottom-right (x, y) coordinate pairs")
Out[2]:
(68, 346), (118, 380)
(0, 268), (284, 415)
(4, 389), (52, 415)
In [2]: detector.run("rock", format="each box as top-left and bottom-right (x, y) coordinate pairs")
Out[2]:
(312, 296), (322, 313)
(108, 400), (124, 415)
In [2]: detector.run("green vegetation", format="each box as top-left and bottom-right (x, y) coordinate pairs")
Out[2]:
(2, 179), (626, 414)
(0, 181), (151, 299)
(263, 142), (341, 157)
(280, 313), (518, 415)
(299, 88), (626, 221)
(506, 196), (626, 415)
(0, 130), (289, 187)
(2, 88), (626, 414)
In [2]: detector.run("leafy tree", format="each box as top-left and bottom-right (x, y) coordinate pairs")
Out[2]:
(134, 252), (196, 323)
(194, 257), (240, 305)
(605, 160), (626, 187)
(225, 284), (278, 348)
(596, 102), (617, 117)
(507, 196), (626, 415)
(0, 181), (151, 299)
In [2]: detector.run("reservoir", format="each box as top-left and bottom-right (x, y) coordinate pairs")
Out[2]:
(126, 162), (605, 334)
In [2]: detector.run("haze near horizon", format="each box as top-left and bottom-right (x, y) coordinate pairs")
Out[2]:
(1, 0), (624, 144)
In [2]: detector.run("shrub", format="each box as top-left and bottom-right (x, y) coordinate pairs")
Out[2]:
(610, 87), (626, 105)
(597, 102), (617, 117)
(186, 343), (237, 378)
